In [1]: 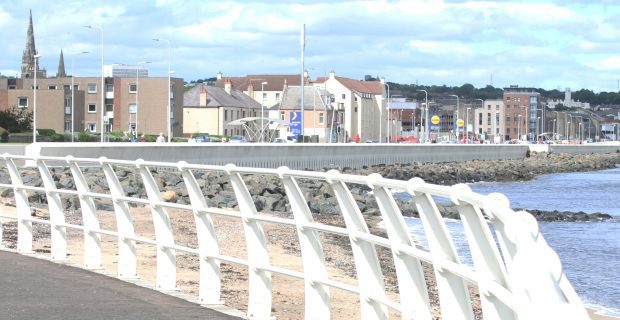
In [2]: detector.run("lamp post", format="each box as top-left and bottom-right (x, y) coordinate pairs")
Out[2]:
(83, 25), (104, 142)
(552, 119), (557, 141)
(153, 38), (171, 142)
(385, 83), (390, 143)
(261, 81), (268, 142)
(567, 122), (571, 142)
(135, 61), (151, 134)
(70, 51), (89, 142)
(417, 89), (428, 143)
(517, 114), (522, 142)
(466, 107), (471, 143)
(33, 54), (41, 143)
(536, 116), (541, 143)
(449, 95), (459, 142)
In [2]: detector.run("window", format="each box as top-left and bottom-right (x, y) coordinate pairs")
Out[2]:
(64, 120), (71, 132)
(129, 103), (137, 114)
(225, 110), (228, 121)
(262, 92), (267, 99)
(87, 123), (96, 132)
(224, 129), (228, 136)
(487, 113), (491, 125)
(64, 85), (70, 91)
(88, 104), (96, 113)
(275, 92), (281, 100)
(496, 105), (500, 110)
(242, 111), (246, 118)
(342, 94), (346, 99)
(506, 116), (511, 123)
(487, 105), (491, 110)
(129, 84), (137, 93)
(18, 97), (28, 108)
(319, 112), (324, 124)
(505, 97), (510, 102)
(106, 104), (113, 112)
(506, 128), (510, 135)
(478, 113), (482, 125)
(48, 85), (57, 90)
(106, 84), (113, 93)
(88, 83), (97, 93)
(280, 111), (285, 120)
(354, 97), (358, 102)
(354, 107), (358, 113)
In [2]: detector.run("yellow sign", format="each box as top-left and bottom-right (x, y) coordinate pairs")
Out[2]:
(431, 115), (440, 125)
(457, 119), (464, 127)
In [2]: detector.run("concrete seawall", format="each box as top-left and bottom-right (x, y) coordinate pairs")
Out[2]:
(0, 142), (616, 170)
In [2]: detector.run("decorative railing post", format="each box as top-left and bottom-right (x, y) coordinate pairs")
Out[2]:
(136, 159), (177, 291)
(4, 155), (33, 253)
(178, 161), (222, 304)
(66, 156), (102, 269)
(35, 158), (67, 261)
(100, 158), (137, 279)
(226, 164), (272, 319)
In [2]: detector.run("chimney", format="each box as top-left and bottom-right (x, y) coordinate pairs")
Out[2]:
(329, 70), (335, 80)
(283, 79), (288, 91)
(303, 69), (309, 85)
(224, 78), (232, 95)
(248, 82), (254, 98)
(216, 72), (223, 80)
(199, 86), (207, 106)
(380, 76), (385, 84)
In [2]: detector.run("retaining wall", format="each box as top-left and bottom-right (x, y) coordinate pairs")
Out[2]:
(23, 143), (528, 169)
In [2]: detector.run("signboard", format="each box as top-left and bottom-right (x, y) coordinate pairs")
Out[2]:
(431, 115), (440, 125)
(290, 111), (302, 139)
(456, 119), (464, 127)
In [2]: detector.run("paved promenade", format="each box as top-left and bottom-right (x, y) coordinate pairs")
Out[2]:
(0, 251), (241, 320)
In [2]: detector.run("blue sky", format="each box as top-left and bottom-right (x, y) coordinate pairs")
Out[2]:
(1, 0), (620, 92)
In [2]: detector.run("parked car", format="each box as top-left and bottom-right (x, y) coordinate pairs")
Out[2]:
(273, 136), (296, 143)
(229, 135), (248, 143)
(193, 134), (211, 142)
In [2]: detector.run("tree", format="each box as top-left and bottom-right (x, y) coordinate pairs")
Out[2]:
(0, 106), (33, 133)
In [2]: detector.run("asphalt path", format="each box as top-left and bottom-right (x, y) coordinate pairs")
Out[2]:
(0, 251), (242, 320)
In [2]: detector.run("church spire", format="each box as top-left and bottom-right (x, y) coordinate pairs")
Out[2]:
(57, 49), (66, 77)
(21, 10), (45, 79)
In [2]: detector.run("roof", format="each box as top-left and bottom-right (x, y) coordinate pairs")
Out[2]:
(183, 84), (260, 109)
(214, 74), (302, 92)
(227, 117), (292, 126)
(276, 86), (332, 111)
(334, 76), (384, 95)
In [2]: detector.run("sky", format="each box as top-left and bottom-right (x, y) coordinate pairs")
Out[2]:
(1, 0), (620, 92)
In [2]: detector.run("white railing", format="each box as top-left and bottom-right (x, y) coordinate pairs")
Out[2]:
(0, 154), (589, 320)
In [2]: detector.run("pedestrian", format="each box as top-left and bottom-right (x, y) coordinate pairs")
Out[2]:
(156, 132), (165, 143)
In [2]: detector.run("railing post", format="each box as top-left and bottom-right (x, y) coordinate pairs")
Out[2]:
(408, 178), (473, 320)
(368, 173), (432, 320)
(35, 159), (67, 261)
(327, 170), (388, 320)
(100, 158), (137, 279)
(226, 165), (272, 320)
(4, 156), (33, 253)
(67, 157), (102, 269)
(278, 167), (330, 319)
(178, 162), (222, 304)
(137, 160), (177, 291)
(452, 184), (515, 320)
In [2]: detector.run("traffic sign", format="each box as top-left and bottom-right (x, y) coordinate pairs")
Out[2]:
(457, 119), (464, 127)
(431, 115), (440, 125)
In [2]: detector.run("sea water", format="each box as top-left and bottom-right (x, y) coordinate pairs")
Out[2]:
(403, 167), (620, 317)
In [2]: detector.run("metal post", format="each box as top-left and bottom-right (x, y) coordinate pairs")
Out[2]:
(449, 95), (459, 142)
(417, 90), (427, 143)
(261, 81), (268, 142)
(33, 54), (40, 143)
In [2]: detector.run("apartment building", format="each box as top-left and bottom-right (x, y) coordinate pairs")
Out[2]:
(503, 86), (542, 141)
(474, 99), (504, 143)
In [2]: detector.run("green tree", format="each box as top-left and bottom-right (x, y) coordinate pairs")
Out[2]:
(0, 106), (32, 133)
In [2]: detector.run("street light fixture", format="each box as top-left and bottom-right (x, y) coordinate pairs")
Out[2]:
(417, 89), (428, 143)
(261, 81), (268, 142)
(83, 25), (104, 142)
(153, 38), (172, 142)
(70, 51), (89, 142)
(135, 61), (151, 134)
(33, 54), (41, 143)
(449, 95), (459, 142)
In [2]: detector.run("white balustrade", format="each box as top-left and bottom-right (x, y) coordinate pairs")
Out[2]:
(0, 153), (589, 319)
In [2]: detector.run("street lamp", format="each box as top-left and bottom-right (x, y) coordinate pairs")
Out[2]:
(449, 95), (459, 142)
(417, 89), (428, 143)
(385, 83), (390, 143)
(153, 38), (172, 142)
(83, 25), (104, 142)
(33, 54), (41, 143)
(135, 61), (151, 134)
(261, 81), (268, 142)
(537, 116), (541, 143)
(466, 107), (471, 143)
(552, 119), (557, 141)
(518, 114), (522, 141)
(70, 51), (89, 142)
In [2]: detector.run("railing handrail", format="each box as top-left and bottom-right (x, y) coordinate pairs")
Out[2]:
(0, 153), (589, 319)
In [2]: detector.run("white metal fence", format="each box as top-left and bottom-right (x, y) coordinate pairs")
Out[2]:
(0, 154), (589, 319)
